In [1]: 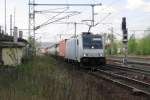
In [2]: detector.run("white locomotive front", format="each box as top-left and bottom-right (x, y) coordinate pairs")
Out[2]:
(65, 32), (106, 66)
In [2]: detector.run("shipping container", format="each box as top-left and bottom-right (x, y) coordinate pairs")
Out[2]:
(58, 39), (67, 58)
(47, 44), (57, 56)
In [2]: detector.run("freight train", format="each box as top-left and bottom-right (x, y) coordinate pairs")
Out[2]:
(47, 32), (106, 67)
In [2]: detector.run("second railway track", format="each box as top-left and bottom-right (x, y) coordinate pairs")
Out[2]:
(86, 64), (150, 97)
(104, 64), (150, 76)
(90, 69), (150, 96)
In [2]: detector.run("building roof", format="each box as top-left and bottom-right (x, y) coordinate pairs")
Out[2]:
(0, 42), (26, 48)
(0, 34), (28, 48)
(0, 33), (28, 44)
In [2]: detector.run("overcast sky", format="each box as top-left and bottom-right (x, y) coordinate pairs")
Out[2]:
(0, 0), (150, 42)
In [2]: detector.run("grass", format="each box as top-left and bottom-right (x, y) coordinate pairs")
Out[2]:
(106, 33), (150, 56)
(0, 55), (148, 100)
(0, 56), (58, 99)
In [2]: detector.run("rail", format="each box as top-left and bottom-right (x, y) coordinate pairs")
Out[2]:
(107, 58), (150, 66)
(90, 69), (150, 96)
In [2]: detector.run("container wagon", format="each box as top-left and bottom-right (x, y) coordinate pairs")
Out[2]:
(48, 32), (106, 67)
(47, 44), (58, 56)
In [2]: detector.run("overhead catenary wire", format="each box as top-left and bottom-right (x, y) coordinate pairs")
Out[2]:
(36, 7), (70, 28)
(32, 2), (102, 31)
(30, 3), (102, 6)
(35, 11), (80, 14)
(89, 0), (119, 27)
(36, 7), (69, 12)
(100, 0), (121, 12)
(35, 6), (70, 14)
(95, 0), (121, 25)
(35, 12), (81, 30)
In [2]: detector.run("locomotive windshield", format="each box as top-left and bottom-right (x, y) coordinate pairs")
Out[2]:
(83, 35), (103, 49)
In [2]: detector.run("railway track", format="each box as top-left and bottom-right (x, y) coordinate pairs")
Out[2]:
(85, 64), (150, 97)
(107, 57), (150, 74)
(90, 69), (150, 96)
(107, 57), (150, 66)
(63, 56), (150, 96)
(104, 64), (150, 76)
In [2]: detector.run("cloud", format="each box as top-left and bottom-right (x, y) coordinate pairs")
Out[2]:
(126, 0), (150, 12)
(95, 5), (119, 14)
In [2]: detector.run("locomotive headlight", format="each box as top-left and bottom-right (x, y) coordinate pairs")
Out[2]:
(99, 53), (103, 57)
(83, 53), (88, 57)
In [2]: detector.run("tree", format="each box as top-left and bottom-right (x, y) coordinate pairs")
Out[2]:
(128, 34), (137, 54)
(141, 33), (150, 55)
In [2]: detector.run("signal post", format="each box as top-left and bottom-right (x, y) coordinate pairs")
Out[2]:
(122, 17), (128, 65)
